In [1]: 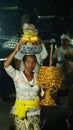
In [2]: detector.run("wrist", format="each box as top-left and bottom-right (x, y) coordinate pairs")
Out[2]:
(13, 50), (18, 54)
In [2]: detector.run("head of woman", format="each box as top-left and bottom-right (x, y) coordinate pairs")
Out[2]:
(22, 55), (37, 72)
(61, 39), (70, 49)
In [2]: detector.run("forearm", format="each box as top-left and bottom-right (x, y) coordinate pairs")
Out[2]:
(4, 50), (17, 68)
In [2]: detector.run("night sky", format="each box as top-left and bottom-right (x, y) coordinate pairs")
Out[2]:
(0, 0), (72, 16)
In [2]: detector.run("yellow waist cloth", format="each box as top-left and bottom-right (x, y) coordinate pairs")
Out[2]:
(14, 99), (40, 119)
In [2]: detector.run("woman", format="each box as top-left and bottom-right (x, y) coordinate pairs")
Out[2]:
(4, 43), (43, 130)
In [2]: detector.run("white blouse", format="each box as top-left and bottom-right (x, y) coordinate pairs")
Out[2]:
(4, 65), (41, 116)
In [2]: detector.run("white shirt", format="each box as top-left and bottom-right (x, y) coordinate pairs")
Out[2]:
(53, 46), (73, 69)
(4, 65), (42, 116)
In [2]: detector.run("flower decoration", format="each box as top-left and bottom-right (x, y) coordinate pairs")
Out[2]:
(37, 66), (63, 106)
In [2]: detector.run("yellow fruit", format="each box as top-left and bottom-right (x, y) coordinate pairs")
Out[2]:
(26, 42), (32, 46)
(21, 36), (29, 41)
(30, 36), (38, 41)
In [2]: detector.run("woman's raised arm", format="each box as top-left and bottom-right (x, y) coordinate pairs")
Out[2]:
(4, 43), (20, 68)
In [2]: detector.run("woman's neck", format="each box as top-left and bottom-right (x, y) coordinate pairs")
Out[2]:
(23, 70), (33, 81)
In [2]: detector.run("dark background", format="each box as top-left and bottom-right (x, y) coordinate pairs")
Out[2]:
(0, 0), (73, 37)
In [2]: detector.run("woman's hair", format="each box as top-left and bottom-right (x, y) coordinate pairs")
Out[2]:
(22, 55), (37, 63)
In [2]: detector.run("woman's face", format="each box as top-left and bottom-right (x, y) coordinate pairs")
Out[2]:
(23, 56), (36, 72)
(61, 39), (69, 49)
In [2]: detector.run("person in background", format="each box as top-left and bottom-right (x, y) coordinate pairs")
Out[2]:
(14, 23), (48, 73)
(4, 43), (44, 130)
(53, 34), (73, 76)
(52, 34), (73, 103)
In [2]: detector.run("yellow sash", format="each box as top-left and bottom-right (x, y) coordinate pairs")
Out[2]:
(14, 99), (40, 119)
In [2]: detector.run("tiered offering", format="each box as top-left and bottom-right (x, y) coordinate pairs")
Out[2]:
(37, 66), (63, 106)
(19, 23), (42, 54)
(37, 44), (63, 106)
